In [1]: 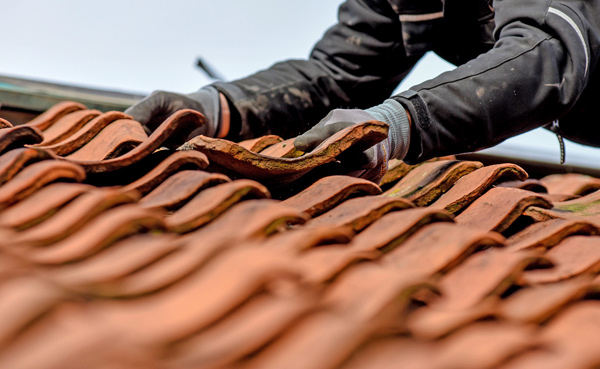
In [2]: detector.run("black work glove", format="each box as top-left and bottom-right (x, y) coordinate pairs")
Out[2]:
(124, 87), (221, 137)
(294, 99), (411, 184)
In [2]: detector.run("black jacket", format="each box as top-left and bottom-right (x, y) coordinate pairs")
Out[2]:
(213, 0), (600, 164)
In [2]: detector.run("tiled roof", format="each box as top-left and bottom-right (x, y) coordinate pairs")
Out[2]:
(1, 102), (600, 368)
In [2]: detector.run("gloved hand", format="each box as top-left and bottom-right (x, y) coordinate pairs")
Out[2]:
(294, 99), (411, 184)
(124, 86), (223, 138)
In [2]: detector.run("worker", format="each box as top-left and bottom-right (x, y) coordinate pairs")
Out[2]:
(125, 0), (600, 184)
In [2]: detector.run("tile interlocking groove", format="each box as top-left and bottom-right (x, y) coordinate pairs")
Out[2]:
(3, 101), (600, 368)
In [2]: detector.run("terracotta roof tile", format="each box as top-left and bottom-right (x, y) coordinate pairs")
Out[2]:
(26, 204), (165, 265)
(525, 189), (600, 226)
(238, 134), (284, 152)
(498, 275), (592, 323)
(65, 118), (148, 161)
(541, 173), (600, 196)
(3, 102), (600, 368)
(506, 218), (600, 251)
(52, 109), (205, 173)
(120, 150), (210, 195)
(347, 207), (454, 253)
(23, 101), (86, 131)
(7, 188), (139, 247)
(33, 111), (132, 155)
(281, 175), (382, 217)
(166, 179), (271, 233)
(37, 109), (101, 146)
(455, 187), (553, 232)
(182, 120), (388, 184)
(383, 160), (483, 206)
(305, 195), (415, 231)
(0, 125), (43, 154)
(0, 118), (12, 129)
(431, 163), (528, 214)
(0, 183), (93, 230)
(138, 170), (230, 211)
(0, 147), (53, 186)
(522, 236), (600, 284)
(0, 160), (86, 210)
(496, 178), (548, 193)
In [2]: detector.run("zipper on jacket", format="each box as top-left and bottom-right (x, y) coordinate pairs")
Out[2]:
(549, 120), (566, 164)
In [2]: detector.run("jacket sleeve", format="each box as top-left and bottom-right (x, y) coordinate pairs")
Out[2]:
(211, 0), (422, 140)
(394, 0), (600, 164)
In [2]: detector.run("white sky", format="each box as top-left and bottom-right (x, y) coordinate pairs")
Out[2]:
(3, 0), (600, 168)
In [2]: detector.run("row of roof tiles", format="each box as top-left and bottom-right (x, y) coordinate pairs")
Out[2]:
(1, 102), (600, 368)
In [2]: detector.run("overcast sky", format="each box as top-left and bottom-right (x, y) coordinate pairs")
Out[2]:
(3, 0), (600, 168)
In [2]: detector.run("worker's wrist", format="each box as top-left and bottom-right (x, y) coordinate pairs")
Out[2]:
(365, 99), (411, 160)
(187, 87), (221, 137)
(217, 93), (230, 138)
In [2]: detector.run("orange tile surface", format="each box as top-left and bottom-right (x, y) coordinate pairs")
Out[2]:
(2, 102), (600, 368)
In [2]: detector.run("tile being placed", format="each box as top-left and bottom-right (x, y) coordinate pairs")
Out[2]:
(34, 111), (133, 155)
(120, 150), (209, 196)
(383, 160), (483, 206)
(238, 135), (283, 152)
(181, 121), (388, 184)
(0, 183), (93, 230)
(36, 109), (101, 146)
(455, 187), (552, 233)
(0, 126), (44, 154)
(305, 196), (415, 232)
(522, 236), (600, 284)
(0, 147), (53, 186)
(166, 179), (271, 233)
(138, 170), (230, 211)
(431, 163), (529, 214)
(541, 173), (600, 196)
(0, 160), (86, 211)
(281, 175), (382, 217)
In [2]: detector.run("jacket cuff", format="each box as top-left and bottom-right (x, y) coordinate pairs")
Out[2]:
(365, 99), (410, 160)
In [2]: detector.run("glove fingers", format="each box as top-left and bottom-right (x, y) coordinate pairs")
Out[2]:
(294, 121), (355, 152)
